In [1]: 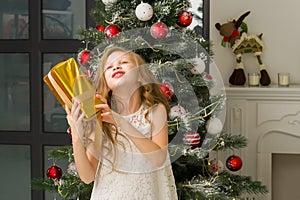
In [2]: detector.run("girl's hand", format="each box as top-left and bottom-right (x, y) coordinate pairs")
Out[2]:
(65, 100), (85, 141)
(95, 93), (116, 125)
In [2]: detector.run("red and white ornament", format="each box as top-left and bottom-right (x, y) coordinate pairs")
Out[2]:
(96, 25), (105, 32)
(206, 117), (223, 135)
(102, 0), (118, 5)
(183, 130), (201, 146)
(46, 165), (62, 180)
(67, 162), (78, 175)
(203, 72), (212, 80)
(189, 58), (206, 74)
(104, 24), (121, 39)
(78, 49), (92, 66)
(160, 82), (174, 99)
(178, 11), (193, 27)
(209, 159), (224, 174)
(135, 2), (153, 21)
(170, 105), (186, 119)
(226, 155), (243, 171)
(150, 22), (168, 39)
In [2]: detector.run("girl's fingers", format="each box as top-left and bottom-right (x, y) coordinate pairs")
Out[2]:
(65, 105), (70, 115)
(95, 103), (109, 109)
(95, 93), (107, 104)
(78, 111), (85, 122)
(73, 103), (81, 120)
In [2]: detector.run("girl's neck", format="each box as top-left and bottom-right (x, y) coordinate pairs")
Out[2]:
(114, 89), (142, 115)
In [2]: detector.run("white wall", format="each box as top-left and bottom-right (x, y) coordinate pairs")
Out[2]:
(210, 0), (300, 86)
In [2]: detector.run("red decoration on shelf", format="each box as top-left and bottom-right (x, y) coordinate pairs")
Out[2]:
(183, 130), (201, 146)
(150, 21), (168, 39)
(160, 82), (174, 99)
(46, 165), (62, 180)
(178, 11), (193, 27)
(96, 25), (105, 32)
(104, 24), (121, 39)
(226, 155), (243, 171)
(78, 49), (92, 66)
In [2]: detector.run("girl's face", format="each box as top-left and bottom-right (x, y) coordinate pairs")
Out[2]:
(104, 51), (139, 90)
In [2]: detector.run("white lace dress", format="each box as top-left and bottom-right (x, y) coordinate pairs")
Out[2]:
(90, 104), (178, 200)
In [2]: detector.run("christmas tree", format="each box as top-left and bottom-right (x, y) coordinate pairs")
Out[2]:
(32, 0), (268, 199)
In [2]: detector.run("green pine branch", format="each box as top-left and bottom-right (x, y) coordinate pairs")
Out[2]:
(48, 146), (74, 163)
(178, 171), (268, 200)
(214, 133), (248, 151)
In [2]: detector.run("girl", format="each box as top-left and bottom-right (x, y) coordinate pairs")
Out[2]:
(65, 46), (178, 199)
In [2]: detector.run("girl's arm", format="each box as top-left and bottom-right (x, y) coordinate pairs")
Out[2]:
(66, 101), (98, 184)
(96, 98), (168, 167)
(118, 103), (168, 167)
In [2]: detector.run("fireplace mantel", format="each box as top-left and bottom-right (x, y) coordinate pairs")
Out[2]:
(224, 84), (300, 200)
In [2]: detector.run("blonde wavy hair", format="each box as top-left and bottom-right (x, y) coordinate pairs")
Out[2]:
(93, 46), (170, 146)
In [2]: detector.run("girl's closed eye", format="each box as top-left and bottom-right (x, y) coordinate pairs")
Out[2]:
(105, 65), (113, 70)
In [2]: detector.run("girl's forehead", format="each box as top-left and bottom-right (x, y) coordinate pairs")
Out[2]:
(105, 51), (131, 65)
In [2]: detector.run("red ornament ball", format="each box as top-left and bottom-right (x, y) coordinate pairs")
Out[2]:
(226, 155), (243, 172)
(104, 24), (121, 39)
(183, 130), (201, 147)
(46, 165), (62, 180)
(78, 49), (92, 66)
(96, 25), (105, 32)
(160, 82), (174, 99)
(150, 22), (168, 39)
(178, 11), (193, 27)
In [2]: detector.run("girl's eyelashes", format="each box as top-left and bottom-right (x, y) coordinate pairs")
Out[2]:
(105, 65), (113, 70)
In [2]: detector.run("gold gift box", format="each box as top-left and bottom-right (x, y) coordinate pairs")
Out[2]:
(43, 57), (102, 120)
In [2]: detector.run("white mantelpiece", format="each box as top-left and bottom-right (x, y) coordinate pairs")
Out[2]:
(224, 84), (300, 200)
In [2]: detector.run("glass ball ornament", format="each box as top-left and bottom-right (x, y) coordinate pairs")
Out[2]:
(206, 117), (223, 135)
(178, 10), (193, 27)
(135, 2), (153, 21)
(170, 105), (186, 119)
(226, 155), (243, 171)
(209, 159), (224, 174)
(96, 25), (105, 32)
(150, 21), (168, 39)
(160, 82), (174, 99)
(189, 57), (206, 74)
(183, 130), (201, 147)
(102, 0), (118, 5)
(104, 24), (121, 39)
(46, 165), (62, 180)
(67, 162), (78, 175)
(78, 49), (92, 66)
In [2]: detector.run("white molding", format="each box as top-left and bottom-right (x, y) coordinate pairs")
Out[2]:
(225, 85), (300, 200)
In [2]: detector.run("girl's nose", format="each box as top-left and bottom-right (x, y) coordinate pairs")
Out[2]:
(113, 65), (121, 70)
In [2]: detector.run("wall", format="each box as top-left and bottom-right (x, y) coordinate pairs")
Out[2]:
(210, 0), (300, 86)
